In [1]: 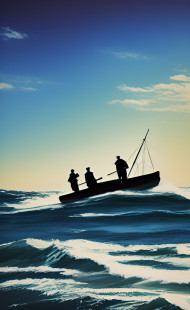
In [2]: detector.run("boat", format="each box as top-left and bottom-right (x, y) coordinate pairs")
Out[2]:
(59, 171), (160, 203)
(59, 130), (160, 203)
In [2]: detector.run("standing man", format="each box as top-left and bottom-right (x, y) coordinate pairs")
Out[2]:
(115, 156), (129, 181)
(68, 169), (79, 192)
(85, 167), (97, 189)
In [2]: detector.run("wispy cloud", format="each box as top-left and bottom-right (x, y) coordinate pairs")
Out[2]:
(0, 27), (28, 40)
(100, 49), (148, 60)
(0, 74), (43, 92)
(0, 81), (37, 92)
(117, 85), (153, 93)
(0, 82), (14, 90)
(112, 51), (138, 59)
(118, 82), (187, 95)
(112, 51), (148, 60)
(0, 74), (57, 92)
(0, 74), (55, 86)
(109, 99), (150, 106)
(21, 87), (37, 91)
(173, 67), (187, 73)
(108, 74), (190, 113)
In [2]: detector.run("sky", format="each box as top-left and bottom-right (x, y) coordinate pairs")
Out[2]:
(0, 0), (190, 191)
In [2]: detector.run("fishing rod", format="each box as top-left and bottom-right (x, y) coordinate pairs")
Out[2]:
(107, 171), (116, 176)
(79, 177), (103, 186)
(128, 129), (149, 177)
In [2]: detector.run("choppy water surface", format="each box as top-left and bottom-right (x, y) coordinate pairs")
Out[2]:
(0, 183), (190, 309)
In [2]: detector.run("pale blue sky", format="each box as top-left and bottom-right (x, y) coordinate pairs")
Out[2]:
(1, 0), (190, 190)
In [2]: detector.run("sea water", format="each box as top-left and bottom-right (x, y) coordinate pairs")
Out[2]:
(0, 183), (190, 309)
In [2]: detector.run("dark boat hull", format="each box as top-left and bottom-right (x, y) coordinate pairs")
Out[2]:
(59, 171), (160, 203)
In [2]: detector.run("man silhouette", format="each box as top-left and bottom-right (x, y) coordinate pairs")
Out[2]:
(85, 167), (97, 189)
(68, 169), (79, 192)
(115, 156), (129, 181)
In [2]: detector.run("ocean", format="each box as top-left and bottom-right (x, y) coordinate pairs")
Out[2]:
(0, 183), (190, 310)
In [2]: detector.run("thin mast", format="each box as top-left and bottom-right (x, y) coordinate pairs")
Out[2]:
(128, 129), (149, 177)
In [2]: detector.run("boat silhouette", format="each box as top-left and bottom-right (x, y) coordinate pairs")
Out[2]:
(59, 130), (160, 203)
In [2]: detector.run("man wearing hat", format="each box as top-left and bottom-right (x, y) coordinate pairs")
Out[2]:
(115, 156), (129, 182)
(85, 167), (97, 189)
(68, 169), (79, 192)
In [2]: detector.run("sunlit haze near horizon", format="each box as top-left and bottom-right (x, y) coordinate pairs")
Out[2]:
(1, 0), (190, 191)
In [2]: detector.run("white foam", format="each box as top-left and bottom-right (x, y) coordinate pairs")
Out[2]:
(26, 238), (52, 249)
(51, 239), (190, 284)
(2, 239), (190, 286)
(70, 212), (127, 217)
(4, 192), (63, 214)
(0, 266), (80, 276)
(0, 278), (78, 288)
(1, 277), (190, 310)
(26, 238), (190, 258)
(150, 182), (190, 200)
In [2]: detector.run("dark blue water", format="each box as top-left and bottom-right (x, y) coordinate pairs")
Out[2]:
(0, 184), (190, 310)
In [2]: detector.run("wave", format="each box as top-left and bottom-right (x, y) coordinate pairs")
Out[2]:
(1, 239), (190, 310)
(0, 189), (51, 201)
(0, 294), (186, 310)
(1, 193), (189, 219)
(71, 210), (190, 219)
(1, 184), (190, 310)
(0, 190), (62, 214)
(0, 239), (189, 282)
(1, 187), (190, 246)
(0, 239), (105, 272)
(0, 291), (185, 310)
(85, 193), (190, 212)
(0, 184), (189, 214)
(86, 182), (190, 202)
